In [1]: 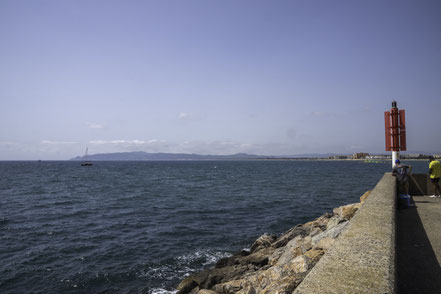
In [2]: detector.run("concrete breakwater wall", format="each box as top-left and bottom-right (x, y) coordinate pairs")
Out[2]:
(294, 173), (396, 294)
(176, 173), (396, 294)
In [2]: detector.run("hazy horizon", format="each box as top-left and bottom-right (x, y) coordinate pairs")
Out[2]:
(2, 0), (441, 160)
(0, 149), (438, 161)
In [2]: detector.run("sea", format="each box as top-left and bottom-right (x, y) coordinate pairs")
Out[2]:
(0, 160), (429, 294)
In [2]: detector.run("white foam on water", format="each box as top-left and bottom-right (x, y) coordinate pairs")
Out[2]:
(138, 249), (232, 292)
(149, 288), (178, 294)
(137, 264), (192, 281)
(176, 249), (232, 267)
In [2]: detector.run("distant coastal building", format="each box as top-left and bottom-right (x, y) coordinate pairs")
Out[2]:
(324, 153), (438, 160)
(328, 155), (349, 160)
(401, 154), (429, 159)
(352, 152), (369, 159)
(366, 155), (391, 160)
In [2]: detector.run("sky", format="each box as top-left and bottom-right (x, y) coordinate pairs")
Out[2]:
(1, 0), (441, 160)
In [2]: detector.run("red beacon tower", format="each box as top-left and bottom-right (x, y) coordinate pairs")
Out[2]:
(384, 101), (406, 167)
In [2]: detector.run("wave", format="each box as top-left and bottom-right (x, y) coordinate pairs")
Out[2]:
(0, 160), (401, 293)
(176, 249), (232, 268)
(135, 249), (232, 293)
(149, 288), (178, 294)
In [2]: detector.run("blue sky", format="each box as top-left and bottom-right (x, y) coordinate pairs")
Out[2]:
(1, 0), (440, 160)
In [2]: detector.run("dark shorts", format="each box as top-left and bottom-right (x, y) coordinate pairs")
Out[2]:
(430, 177), (440, 183)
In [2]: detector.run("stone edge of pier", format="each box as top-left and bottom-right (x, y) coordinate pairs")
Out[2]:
(293, 173), (396, 294)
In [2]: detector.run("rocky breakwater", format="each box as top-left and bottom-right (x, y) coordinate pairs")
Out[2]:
(176, 191), (371, 294)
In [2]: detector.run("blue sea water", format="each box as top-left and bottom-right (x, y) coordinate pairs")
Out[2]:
(0, 160), (429, 293)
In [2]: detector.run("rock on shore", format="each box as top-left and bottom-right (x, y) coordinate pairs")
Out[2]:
(176, 191), (371, 294)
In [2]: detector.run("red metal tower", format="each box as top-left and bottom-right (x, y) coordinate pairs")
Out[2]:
(384, 101), (406, 166)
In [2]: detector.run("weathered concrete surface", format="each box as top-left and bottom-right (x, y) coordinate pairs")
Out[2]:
(408, 174), (430, 196)
(397, 195), (441, 293)
(293, 173), (396, 294)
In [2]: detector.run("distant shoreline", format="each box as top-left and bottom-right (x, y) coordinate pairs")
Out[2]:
(0, 158), (431, 162)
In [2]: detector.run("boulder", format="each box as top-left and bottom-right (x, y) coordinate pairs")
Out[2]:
(333, 203), (361, 220)
(215, 250), (250, 268)
(274, 236), (312, 267)
(313, 236), (335, 251)
(278, 235), (301, 253)
(312, 221), (349, 245)
(204, 265), (251, 288)
(296, 236), (313, 254)
(177, 264), (252, 293)
(309, 227), (323, 237)
(189, 287), (201, 294)
(268, 247), (284, 266)
(250, 234), (277, 252)
(260, 276), (304, 294)
(198, 290), (218, 294)
(177, 276), (199, 294)
(360, 190), (371, 203)
(285, 255), (311, 274)
(326, 216), (341, 230)
(214, 249), (316, 294)
(304, 213), (333, 230)
(255, 266), (283, 287)
(237, 266), (283, 293)
(304, 249), (324, 263)
(239, 279), (258, 294)
(212, 279), (244, 294)
(239, 247), (274, 267)
(273, 225), (310, 248)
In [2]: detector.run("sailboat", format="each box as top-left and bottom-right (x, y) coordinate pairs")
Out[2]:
(81, 147), (93, 166)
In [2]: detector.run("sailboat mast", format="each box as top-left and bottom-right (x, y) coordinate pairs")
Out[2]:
(81, 147), (93, 166)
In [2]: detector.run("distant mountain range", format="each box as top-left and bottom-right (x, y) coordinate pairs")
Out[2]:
(70, 151), (377, 161)
(72, 151), (435, 161)
(70, 151), (264, 161)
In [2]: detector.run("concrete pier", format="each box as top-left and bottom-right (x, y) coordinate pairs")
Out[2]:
(293, 173), (441, 294)
(293, 173), (397, 293)
(397, 194), (441, 293)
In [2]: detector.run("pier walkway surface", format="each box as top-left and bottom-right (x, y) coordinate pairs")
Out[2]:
(397, 195), (441, 294)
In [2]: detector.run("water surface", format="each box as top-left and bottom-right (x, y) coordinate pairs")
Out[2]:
(0, 160), (428, 293)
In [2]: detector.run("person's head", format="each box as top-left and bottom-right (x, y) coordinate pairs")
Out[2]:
(395, 159), (400, 165)
(429, 155), (435, 162)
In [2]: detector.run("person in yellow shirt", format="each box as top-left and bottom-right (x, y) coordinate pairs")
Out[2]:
(428, 156), (441, 198)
